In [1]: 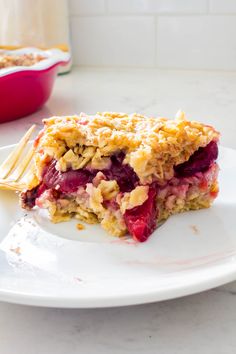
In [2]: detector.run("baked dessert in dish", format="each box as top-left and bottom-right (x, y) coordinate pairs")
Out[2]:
(0, 48), (70, 123)
(21, 111), (219, 242)
(0, 53), (45, 69)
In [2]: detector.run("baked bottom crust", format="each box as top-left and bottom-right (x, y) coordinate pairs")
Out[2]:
(21, 112), (220, 242)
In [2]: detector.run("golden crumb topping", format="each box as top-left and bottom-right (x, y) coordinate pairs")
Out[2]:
(0, 53), (45, 69)
(33, 111), (219, 184)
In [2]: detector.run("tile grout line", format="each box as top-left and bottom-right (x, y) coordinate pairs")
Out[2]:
(69, 13), (236, 18)
(71, 64), (236, 74)
(154, 15), (158, 68)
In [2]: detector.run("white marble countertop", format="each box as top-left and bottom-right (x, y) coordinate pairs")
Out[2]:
(1, 67), (236, 354)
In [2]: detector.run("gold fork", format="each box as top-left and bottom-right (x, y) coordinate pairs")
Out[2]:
(0, 125), (36, 191)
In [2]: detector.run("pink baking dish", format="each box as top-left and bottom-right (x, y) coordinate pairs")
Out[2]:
(0, 47), (70, 123)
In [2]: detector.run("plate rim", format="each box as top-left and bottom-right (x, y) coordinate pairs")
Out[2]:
(0, 261), (236, 308)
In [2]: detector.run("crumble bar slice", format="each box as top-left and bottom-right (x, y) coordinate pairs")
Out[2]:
(21, 111), (219, 242)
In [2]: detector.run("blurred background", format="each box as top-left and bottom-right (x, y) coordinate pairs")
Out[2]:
(1, 0), (236, 71)
(70, 0), (236, 71)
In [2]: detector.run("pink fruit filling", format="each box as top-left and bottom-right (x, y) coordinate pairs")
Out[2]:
(22, 141), (218, 242)
(174, 141), (218, 177)
(124, 186), (158, 242)
(42, 160), (94, 193)
(23, 151), (139, 207)
(102, 152), (139, 193)
(41, 151), (138, 194)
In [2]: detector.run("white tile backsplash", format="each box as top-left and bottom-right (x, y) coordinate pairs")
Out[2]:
(69, 0), (105, 15)
(157, 16), (236, 71)
(68, 0), (236, 70)
(209, 0), (236, 14)
(108, 0), (208, 14)
(71, 16), (155, 67)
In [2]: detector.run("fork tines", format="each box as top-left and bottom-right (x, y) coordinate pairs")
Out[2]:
(0, 125), (36, 191)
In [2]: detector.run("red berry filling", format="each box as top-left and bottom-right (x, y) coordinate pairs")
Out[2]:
(42, 160), (93, 193)
(41, 152), (139, 194)
(102, 152), (139, 193)
(23, 152), (139, 207)
(174, 141), (218, 177)
(124, 186), (158, 242)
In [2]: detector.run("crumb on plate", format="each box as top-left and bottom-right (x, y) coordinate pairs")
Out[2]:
(10, 246), (21, 255)
(76, 223), (85, 230)
(190, 225), (199, 235)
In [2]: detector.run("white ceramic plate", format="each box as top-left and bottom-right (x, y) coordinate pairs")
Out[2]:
(0, 145), (236, 308)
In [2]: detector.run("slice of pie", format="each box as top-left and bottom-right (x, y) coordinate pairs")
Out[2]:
(21, 111), (219, 242)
